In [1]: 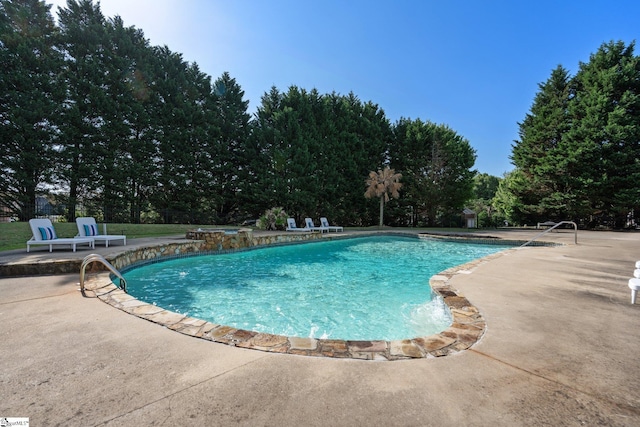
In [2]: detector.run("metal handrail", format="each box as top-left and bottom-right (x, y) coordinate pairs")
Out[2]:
(80, 253), (127, 295)
(520, 221), (578, 247)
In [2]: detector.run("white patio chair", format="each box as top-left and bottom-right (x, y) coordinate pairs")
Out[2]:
(285, 218), (311, 232)
(76, 217), (126, 247)
(27, 218), (94, 252)
(320, 217), (343, 232)
(305, 217), (329, 233)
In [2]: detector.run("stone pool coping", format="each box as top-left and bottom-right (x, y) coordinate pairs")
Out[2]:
(82, 232), (556, 361)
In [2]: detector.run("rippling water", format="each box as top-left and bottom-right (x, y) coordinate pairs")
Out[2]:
(124, 235), (508, 340)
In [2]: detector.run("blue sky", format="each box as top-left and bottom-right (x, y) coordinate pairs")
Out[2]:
(47, 0), (640, 176)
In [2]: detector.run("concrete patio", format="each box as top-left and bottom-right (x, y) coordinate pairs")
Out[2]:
(1, 229), (639, 426)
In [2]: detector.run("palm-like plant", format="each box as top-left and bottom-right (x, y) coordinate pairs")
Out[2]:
(364, 166), (402, 227)
(257, 207), (288, 230)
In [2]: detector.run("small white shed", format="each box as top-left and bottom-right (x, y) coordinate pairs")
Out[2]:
(462, 208), (477, 228)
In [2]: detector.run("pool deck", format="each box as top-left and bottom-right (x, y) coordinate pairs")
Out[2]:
(1, 229), (639, 426)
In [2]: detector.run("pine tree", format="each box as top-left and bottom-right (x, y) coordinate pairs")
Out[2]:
(390, 118), (476, 226)
(57, 0), (111, 221)
(511, 65), (573, 222)
(248, 88), (391, 225)
(109, 19), (158, 223)
(565, 40), (640, 226)
(149, 47), (218, 223)
(240, 86), (283, 218)
(207, 72), (250, 223)
(511, 41), (640, 227)
(0, 0), (64, 220)
(98, 16), (156, 223)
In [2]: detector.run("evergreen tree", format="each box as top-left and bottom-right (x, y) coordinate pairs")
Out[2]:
(511, 65), (573, 222)
(391, 118), (476, 226)
(0, 0), (486, 228)
(565, 40), (640, 226)
(98, 16), (156, 222)
(249, 88), (390, 225)
(57, 0), (110, 221)
(109, 19), (158, 223)
(473, 173), (500, 200)
(210, 72), (250, 222)
(316, 92), (356, 222)
(268, 86), (320, 220)
(149, 47), (218, 223)
(469, 173), (501, 227)
(492, 170), (526, 226)
(240, 86), (283, 218)
(352, 97), (392, 224)
(0, 0), (64, 220)
(511, 40), (640, 227)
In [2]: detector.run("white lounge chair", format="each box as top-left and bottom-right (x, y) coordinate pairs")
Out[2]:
(304, 217), (328, 233)
(76, 217), (126, 247)
(320, 217), (343, 232)
(286, 218), (311, 232)
(27, 218), (95, 252)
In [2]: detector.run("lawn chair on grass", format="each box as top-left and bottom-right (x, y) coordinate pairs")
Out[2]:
(27, 218), (94, 252)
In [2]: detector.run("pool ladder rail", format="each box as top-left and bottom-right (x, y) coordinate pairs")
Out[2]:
(80, 253), (127, 295)
(520, 220), (578, 247)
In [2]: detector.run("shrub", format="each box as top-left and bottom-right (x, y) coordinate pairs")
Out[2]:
(257, 207), (288, 231)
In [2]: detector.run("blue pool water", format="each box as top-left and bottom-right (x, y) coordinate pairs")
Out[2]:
(123, 235), (509, 341)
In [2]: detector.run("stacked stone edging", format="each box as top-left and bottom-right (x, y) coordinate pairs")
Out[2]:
(110, 230), (331, 272)
(81, 231), (535, 360)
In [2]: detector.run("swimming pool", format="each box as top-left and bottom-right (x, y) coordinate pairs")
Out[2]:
(123, 235), (509, 341)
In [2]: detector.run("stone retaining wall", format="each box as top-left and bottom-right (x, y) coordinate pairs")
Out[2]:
(184, 228), (328, 251)
(0, 229), (334, 277)
(109, 229), (328, 272)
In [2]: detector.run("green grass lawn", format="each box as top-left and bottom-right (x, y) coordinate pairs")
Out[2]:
(0, 222), (224, 252)
(0, 221), (479, 252)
